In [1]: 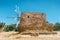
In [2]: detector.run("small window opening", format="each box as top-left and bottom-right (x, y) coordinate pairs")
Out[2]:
(28, 16), (29, 18)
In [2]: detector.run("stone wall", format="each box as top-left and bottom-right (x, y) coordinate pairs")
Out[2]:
(18, 12), (53, 32)
(46, 23), (53, 32)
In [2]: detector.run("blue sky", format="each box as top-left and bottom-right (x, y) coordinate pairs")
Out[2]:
(0, 0), (60, 24)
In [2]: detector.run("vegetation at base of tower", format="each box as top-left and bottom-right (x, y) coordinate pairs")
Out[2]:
(53, 22), (60, 31)
(0, 22), (60, 32)
(0, 22), (5, 28)
(3, 24), (18, 32)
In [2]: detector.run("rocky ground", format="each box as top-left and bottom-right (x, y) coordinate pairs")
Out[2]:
(0, 31), (60, 40)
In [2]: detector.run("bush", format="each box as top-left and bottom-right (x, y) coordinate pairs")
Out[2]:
(3, 24), (18, 32)
(53, 23), (60, 31)
(0, 22), (5, 28)
(3, 26), (10, 32)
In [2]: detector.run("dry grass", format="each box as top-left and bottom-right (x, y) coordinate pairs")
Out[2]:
(0, 31), (60, 40)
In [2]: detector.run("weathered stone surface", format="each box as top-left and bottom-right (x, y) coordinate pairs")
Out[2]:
(18, 12), (53, 33)
(46, 23), (53, 32)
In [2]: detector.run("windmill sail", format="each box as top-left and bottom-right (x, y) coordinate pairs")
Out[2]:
(6, 5), (20, 27)
(14, 5), (20, 21)
(14, 5), (20, 27)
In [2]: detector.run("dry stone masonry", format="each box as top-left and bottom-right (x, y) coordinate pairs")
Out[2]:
(18, 12), (53, 33)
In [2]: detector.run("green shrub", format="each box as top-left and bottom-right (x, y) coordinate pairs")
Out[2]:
(3, 26), (9, 32)
(3, 24), (18, 32)
(53, 23), (60, 31)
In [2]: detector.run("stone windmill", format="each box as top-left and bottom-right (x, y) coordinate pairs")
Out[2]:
(7, 5), (54, 35)
(18, 12), (53, 35)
